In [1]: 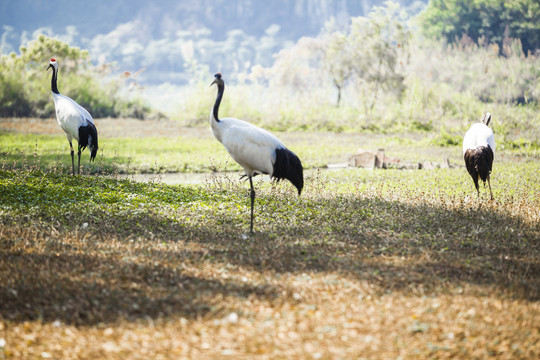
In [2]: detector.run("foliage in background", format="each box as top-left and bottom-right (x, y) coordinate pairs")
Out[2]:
(347, 2), (411, 113)
(258, 1), (411, 113)
(173, 1), (539, 150)
(0, 1), (538, 151)
(419, 0), (540, 55)
(0, 35), (157, 119)
(407, 36), (540, 105)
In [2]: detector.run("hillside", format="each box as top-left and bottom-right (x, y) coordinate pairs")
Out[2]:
(0, 0), (426, 84)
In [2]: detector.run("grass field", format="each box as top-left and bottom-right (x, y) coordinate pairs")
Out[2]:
(1, 117), (535, 174)
(1, 118), (539, 359)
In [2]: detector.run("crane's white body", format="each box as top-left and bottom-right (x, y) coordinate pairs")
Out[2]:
(462, 113), (496, 200)
(52, 92), (95, 144)
(47, 58), (98, 174)
(463, 123), (496, 154)
(210, 115), (285, 177)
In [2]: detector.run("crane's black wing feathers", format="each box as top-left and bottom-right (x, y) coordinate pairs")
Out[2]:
(78, 121), (99, 161)
(273, 147), (304, 195)
(464, 145), (494, 185)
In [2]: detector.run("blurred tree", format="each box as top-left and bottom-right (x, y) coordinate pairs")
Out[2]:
(321, 22), (353, 107)
(266, 36), (323, 93)
(348, 1), (411, 113)
(0, 53), (28, 116)
(262, 1), (411, 114)
(420, 0), (540, 55)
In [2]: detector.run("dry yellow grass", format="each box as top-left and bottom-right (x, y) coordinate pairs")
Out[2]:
(1, 176), (539, 359)
(1, 224), (539, 359)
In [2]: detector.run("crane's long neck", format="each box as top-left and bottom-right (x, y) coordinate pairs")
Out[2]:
(212, 83), (224, 123)
(50, 66), (59, 94)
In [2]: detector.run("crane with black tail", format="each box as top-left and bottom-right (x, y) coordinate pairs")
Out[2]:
(210, 73), (303, 233)
(463, 112), (495, 200)
(47, 58), (98, 175)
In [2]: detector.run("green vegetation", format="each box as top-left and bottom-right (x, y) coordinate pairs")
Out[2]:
(420, 0), (540, 55)
(1, 113), (538, 176)
(0, 131), (228, 174)
(1, 2), (538, 133)
(0, 35), (155, 119)
(170, 2), (539, 144)
(1, 160), (539, 241)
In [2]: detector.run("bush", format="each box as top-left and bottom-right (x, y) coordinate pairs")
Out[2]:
(0, 35), (155, 119)
(407, 37), (540, 105)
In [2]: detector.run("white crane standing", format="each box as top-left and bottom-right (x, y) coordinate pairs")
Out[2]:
(463, 112), (495, 200)
(47, 58), (98, 175)
(210, 73), (304, 233)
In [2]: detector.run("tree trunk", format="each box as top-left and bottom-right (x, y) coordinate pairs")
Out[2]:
(335, 83), (342, 107)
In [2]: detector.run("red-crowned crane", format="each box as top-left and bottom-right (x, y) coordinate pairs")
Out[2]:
(463, 112), (495, 200)
(47, 58), (98, 175)
(210, 73), (303, 233)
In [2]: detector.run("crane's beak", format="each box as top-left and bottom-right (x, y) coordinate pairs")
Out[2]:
(483, 112), (492, 126)
(210, 79), (218, 87)
(46, 64), (53, 71)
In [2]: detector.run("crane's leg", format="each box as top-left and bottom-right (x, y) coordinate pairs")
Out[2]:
(249, 176), (255, 234)
(474, 175), (480, 198)
(69, 141), (75, 175)
(487, 175), (494, 200)
(77, 145), (81, 175)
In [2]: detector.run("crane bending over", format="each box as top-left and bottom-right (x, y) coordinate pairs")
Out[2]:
(47, 58), (98, 175)
(463, 112), (495, 200)
(210, 73), (303, 233)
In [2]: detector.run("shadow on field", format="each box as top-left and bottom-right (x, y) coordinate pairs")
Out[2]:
(0, 245), (281, 326)
(1, 192), (538, 326)
(193, 195), (540, 300)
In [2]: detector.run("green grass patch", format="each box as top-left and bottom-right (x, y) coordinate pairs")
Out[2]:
(0, 131), (235, 174)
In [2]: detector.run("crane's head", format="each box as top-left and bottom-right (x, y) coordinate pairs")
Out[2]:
(87, 123), (99, 162)
(46, 58), (58, 71)
(210, 73), (224, 87)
